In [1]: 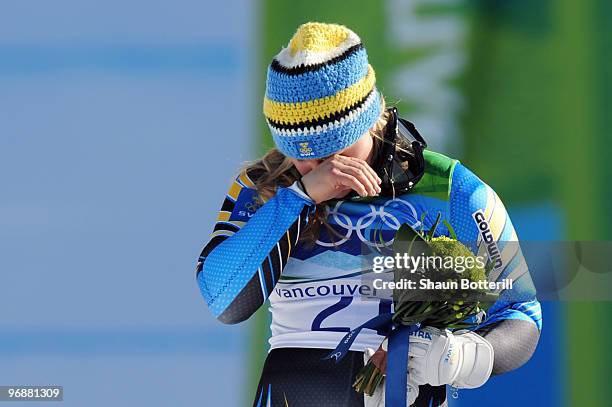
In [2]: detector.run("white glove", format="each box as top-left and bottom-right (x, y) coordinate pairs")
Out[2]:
(407, 327), (494, 389)
(363, 347), (419, 407)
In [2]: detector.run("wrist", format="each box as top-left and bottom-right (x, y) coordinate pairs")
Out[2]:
(300, 174), (324, 204)
(296, 178), (310, 198)
(287, 180), (315, 205)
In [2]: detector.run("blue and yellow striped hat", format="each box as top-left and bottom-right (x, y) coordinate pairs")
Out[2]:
(264, 22), (381, 159)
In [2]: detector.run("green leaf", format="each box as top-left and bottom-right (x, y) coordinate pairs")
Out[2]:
(442, 220), (457, 240)
(394, 223), (425, 244)
(426, 212), (442, 241)
(393, 223), (429, 260)
(419, 212), (427, 235)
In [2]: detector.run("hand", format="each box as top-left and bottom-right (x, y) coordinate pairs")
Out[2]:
(363, 347), (419, 407)
(300, 155), (382, 204)
(408, 327), (494, 389)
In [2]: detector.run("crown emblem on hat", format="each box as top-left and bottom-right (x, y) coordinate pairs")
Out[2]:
(298, 142), (314, 157)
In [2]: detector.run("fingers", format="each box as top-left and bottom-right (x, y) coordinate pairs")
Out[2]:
(307, 153), (382, 201)
(331, 168), (369, 197)
(337, 155), (381, 193)
(341, 155), (382, 186)
(333, 156), (381, 196)
(335, 164), (376, 195)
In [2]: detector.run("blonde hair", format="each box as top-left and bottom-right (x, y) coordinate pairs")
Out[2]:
(246, 97), (400, 244)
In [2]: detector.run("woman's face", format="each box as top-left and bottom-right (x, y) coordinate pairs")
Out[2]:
(291, 132), (374, 176)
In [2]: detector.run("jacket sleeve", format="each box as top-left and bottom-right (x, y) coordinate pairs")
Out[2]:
(449, 163), (541, 375)
(196, 169), (315, 324)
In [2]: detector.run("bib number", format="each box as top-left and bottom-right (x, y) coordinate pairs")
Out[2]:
(311, 297), (392, 334)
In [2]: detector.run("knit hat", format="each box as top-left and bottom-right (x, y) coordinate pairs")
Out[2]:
(264, 22), (381, 159)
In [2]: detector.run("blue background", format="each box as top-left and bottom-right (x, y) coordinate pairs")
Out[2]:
(0, 1), (256, 405)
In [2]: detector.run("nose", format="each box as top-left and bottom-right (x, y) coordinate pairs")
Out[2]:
(304, 160), (320, 171)
(295, 159), (321, 175)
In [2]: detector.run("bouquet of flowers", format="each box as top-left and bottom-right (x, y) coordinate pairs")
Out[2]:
(353, 214), (498, 396)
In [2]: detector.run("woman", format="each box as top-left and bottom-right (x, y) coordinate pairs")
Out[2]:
(196, 22), (541, 407)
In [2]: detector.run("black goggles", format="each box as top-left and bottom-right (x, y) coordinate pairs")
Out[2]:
(326, 107), (428, 203)
(377, 107), (427, 197)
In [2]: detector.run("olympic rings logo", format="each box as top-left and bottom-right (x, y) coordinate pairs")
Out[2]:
(316, 198), (422, 248)
(245, 199), (261, 213)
